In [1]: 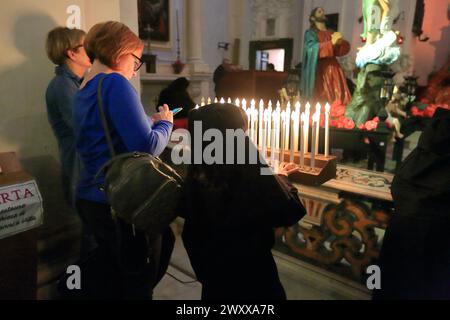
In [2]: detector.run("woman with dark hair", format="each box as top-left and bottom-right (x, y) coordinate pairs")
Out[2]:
(157, 77), (195, 119)
(180, 103), (306, 300)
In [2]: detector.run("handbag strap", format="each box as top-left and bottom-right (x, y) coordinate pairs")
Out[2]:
(97, 76), (116, 158)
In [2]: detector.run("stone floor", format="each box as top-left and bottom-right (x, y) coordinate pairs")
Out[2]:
(153, 230), (371, 300)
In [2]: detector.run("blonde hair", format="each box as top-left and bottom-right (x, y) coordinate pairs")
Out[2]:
(84, 21), (144, 69)
(46, 27), (86, 65)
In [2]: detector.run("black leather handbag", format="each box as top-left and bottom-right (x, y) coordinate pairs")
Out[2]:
(95, 76), (183, 235)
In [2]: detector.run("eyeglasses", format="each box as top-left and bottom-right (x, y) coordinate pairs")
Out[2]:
(71, 44), (84, 52)
(131, 53), (144, 72)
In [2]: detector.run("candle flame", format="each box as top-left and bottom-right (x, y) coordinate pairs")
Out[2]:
(201, 97), (205, 106)
(195, 104), (200, 109)
(220, 97), (225, 104)
(235, 98), (240, 107)
(325, 102), (331, 113)
(295, 101), (301, 111)
(214, 97), (219, 103)
(268, 100), (272, 109)
(287, 101), (291, 109)
(315, 102), (321, 113)
(227, 97), (232, 104)
(207, 97), (212, 104)
(305, 102), (311, 112)
(259, 99), (264, 108)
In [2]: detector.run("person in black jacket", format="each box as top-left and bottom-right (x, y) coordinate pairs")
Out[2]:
(180, 103), (306, 300)
(157, 77), (195, 119)
(374, 107), (450, 300)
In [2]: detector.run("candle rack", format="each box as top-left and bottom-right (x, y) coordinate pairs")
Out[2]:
(265, 148), (337, 186)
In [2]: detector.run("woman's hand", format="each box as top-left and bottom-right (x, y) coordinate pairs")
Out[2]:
(152, 104), (173, 124)
(278, 162), (299, 177)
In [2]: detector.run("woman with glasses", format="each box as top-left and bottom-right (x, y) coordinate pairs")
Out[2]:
(72, 21), (174, 299)
(45, 27), (91, 207)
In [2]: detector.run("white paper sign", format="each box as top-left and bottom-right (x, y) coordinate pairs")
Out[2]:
(0, 181), (43, 240)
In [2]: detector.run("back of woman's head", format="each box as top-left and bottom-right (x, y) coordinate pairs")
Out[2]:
(46, 27), (85, 65)
(84, 21), (143, 68)
(187, 103), (261, 190)
(169, 77), (190, 91)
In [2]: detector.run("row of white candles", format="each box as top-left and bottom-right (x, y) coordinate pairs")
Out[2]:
(196, 98), (331, 170)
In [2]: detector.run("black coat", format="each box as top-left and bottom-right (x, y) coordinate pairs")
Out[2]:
(374, 108), (450, 300)
(181, 167), (306, 300)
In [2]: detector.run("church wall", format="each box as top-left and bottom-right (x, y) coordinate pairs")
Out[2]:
(202, 0), (229, 71)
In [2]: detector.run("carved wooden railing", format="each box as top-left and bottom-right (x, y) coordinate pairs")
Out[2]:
(276, 165), (394, 283)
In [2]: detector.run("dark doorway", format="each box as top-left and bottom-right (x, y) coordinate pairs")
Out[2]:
(249, 38), (293, 72)
(325, 13), (339, 32)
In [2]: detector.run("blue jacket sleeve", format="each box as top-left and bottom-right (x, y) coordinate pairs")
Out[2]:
(103, 74), (173, 157)
(54, 77), (79, 130)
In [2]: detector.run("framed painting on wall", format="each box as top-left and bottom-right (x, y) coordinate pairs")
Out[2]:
(138, 0), (171, 48)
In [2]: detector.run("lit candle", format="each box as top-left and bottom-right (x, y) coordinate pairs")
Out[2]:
(258, 99), (264, 147)
(246, 108), (251, 137)
(242, 99), (247, 111)
(304, 102), (311, 154)
(310, 111), (320, 169)
(261, 109), (268, 160)
(220, 97), (225, 104)
(214, 97), (218, 103)
(280, 111), (286, 163)
(270, 110), (277, 168)
(227, 97), (232, 104)
(235, 98), (240, 108)
(251, 99), (256, 110)
(275, 102), (281, 151)
(315, 103), (321, 155)
(195, 104), (200, 109)
(250, 109), (255, 143)
(207, 97), (212, 104)
(295, 101), (301, 114)
(325, 103), (330, 157)
(267, 101), (272, 147)
(201, 97), (206, 106)
(285, 102), (291, 150)
(290, 111), (295, 162)
(300, 113), (305, 167)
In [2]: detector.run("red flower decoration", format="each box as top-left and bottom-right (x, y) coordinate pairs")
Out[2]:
(330, 119), (339, 127)
(358, 124), (365, 130)
(411, 106), (424, 117)
(365, 120), (378, 131)
(342, 117), (355, 130)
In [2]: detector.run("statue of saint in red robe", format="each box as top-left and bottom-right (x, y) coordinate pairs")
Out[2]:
(301, 7), (352, 105)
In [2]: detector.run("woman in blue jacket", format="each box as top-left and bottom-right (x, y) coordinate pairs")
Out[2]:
(45, 27), (91, 206)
